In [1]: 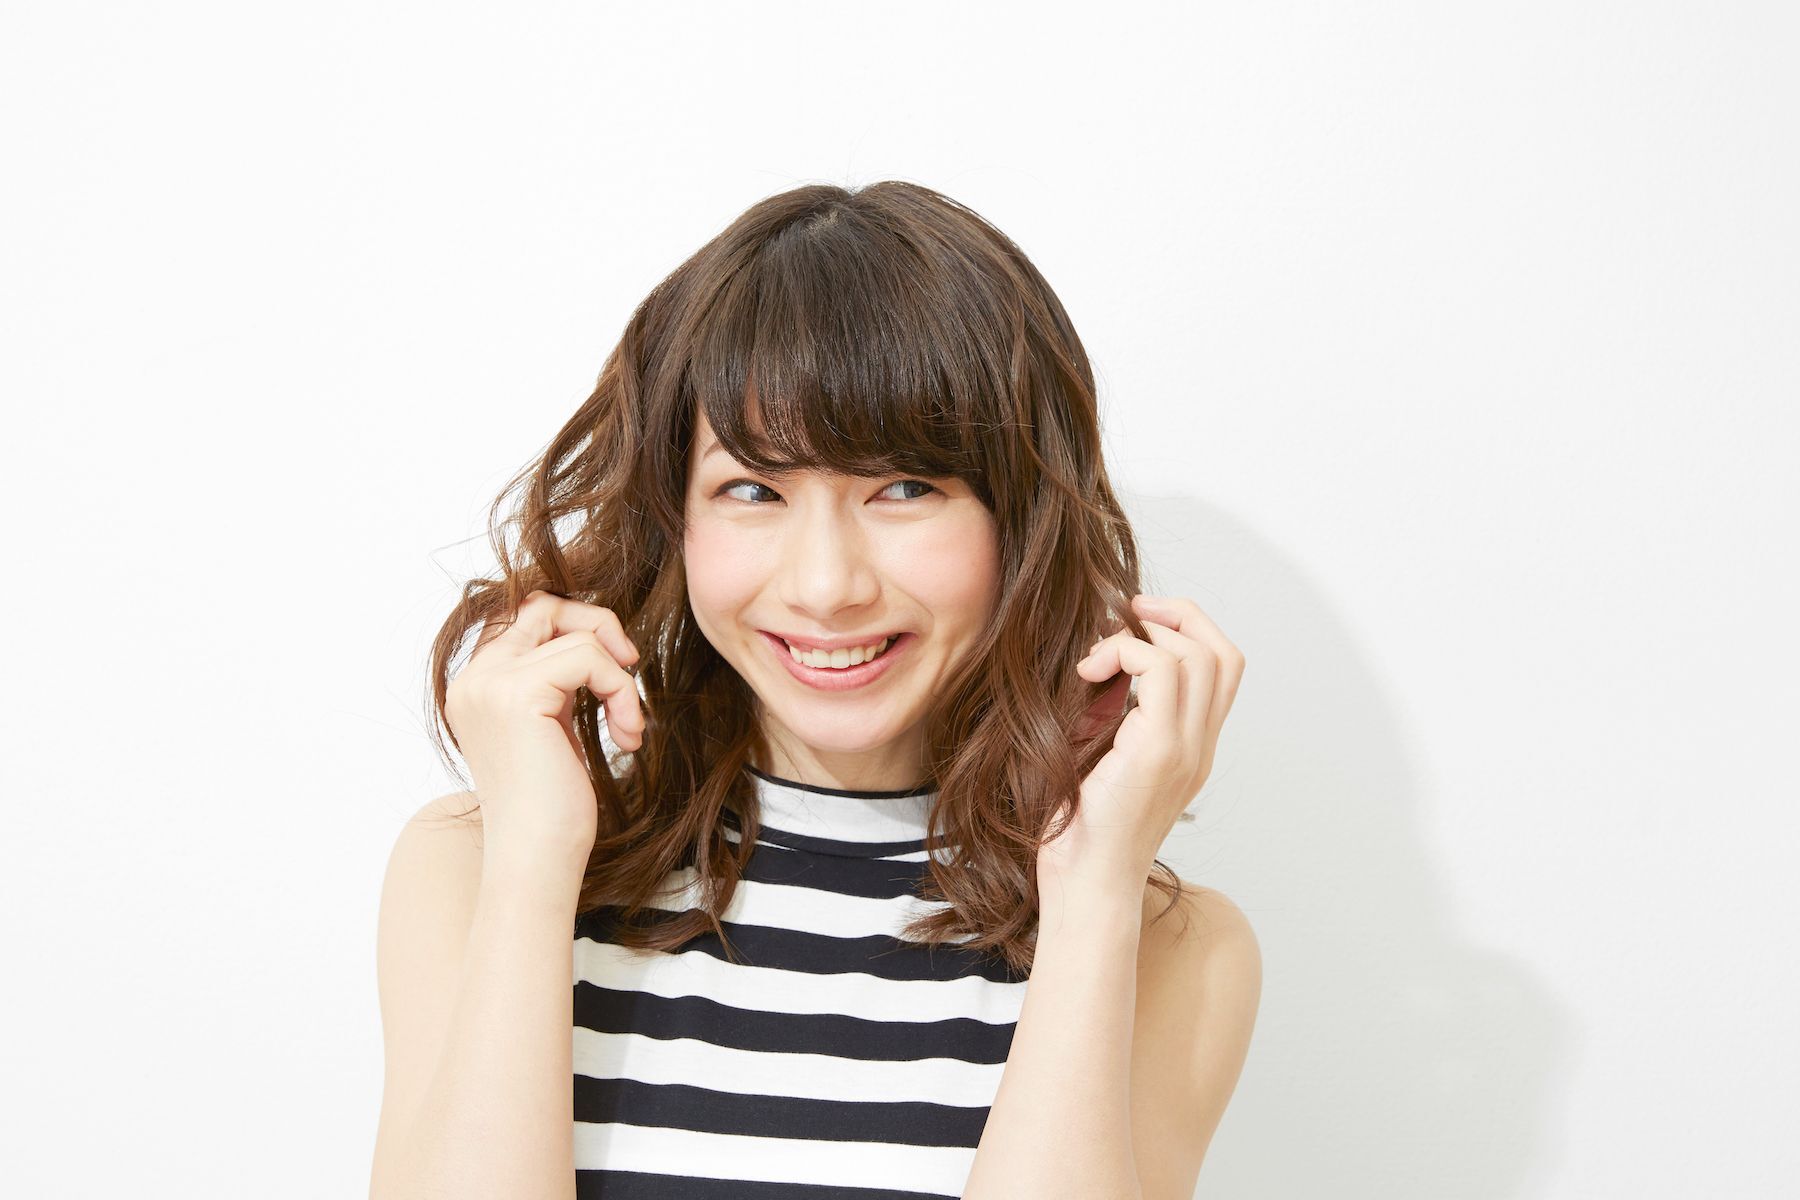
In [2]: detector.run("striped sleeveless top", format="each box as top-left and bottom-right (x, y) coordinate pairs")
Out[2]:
(571, 763), (1031, 1198)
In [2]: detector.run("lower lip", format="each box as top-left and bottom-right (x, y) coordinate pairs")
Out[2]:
(760, 631), (914, 692)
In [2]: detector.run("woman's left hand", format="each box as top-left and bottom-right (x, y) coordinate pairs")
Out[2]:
(1038, 593), (1246, 892)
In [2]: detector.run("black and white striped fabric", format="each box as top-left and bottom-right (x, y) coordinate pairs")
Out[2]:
(572, 763), (1030, 1198)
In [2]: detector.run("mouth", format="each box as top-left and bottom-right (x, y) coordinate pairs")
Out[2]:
(757, 630), (914, 691)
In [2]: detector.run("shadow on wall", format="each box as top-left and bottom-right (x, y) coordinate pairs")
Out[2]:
(1124, 490), (1568, 1200)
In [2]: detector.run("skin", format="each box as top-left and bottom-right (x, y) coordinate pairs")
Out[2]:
(682, 402), (1000, 793)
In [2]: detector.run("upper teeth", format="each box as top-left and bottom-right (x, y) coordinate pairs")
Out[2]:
(783, 635), (894, 669)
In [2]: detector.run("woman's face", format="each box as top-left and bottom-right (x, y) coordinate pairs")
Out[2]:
(682, 405), (1001, 779)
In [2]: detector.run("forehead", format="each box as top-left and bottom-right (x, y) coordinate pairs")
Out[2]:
(689, 406), (760, 478)
(692, 394), (771, 457)
(691, 407), (730, 460)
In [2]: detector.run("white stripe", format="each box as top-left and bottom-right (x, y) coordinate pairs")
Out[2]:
(573, 939), (1029, 1027)
(573, 1121), (973, 1197)
(574, 1026), (1005, 1107)
(643, 857), (963, 941)
(750, 779), (939, 844)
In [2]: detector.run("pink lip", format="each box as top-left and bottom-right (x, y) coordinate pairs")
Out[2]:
(759, 630), (913, 692)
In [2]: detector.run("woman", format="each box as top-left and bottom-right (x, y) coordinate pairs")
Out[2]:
(370, 181), (1260, 1199)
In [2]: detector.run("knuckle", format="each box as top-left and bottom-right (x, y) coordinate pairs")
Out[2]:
(577, 638), (620, 673)
(449, 674), (498, 715)
(602, 609), (636, 650)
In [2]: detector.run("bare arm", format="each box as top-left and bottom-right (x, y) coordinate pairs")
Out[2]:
(961, 879), (1144, 1199)
(367, 794), (587, 1200)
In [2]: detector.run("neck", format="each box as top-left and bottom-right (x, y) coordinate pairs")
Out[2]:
(753, 739), (931, 794)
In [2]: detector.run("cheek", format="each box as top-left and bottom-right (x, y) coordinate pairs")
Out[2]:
(886, 515), (1001, 622)
(683, 516), (766, 615)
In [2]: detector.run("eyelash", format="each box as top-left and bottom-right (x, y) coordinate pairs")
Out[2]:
(715, 478), (941, 504)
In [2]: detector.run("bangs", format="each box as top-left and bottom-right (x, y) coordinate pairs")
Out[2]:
(683, 208), (1008, 491)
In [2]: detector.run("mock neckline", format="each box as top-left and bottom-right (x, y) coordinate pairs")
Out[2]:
(744, 762), (935, 798)
(738, 763), (940, 855)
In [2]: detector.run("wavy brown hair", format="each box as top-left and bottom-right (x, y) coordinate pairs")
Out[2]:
(424, 180), (1185, 976)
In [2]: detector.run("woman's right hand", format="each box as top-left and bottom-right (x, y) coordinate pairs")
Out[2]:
(444, 589), (645, 866)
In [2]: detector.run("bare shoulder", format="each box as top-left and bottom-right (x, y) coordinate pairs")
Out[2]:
(1136, 876), (1263, 1020)
(394, 791), (489, 867)
(379, 790), (487, 926)
(411, 788), (485, 847)
(376, 790), (487, 948)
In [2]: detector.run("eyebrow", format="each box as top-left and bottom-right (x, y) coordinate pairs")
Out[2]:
(701, 439), (779, 471)
(696, 439), (814, 478)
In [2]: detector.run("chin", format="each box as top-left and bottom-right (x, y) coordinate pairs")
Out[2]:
(769, 701), (905, 745)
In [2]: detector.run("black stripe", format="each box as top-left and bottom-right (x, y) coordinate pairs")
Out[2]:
(741, 822), (937, 859)
(576, 906), (1026, 985)
(575, 982), (1018, 1064)
(576, 1168), (956, 1200)
(733, 833), (937, 898)
(574, 1076), (992, 1148)
(723, 811), (945, 861)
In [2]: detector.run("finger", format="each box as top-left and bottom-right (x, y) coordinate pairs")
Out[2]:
(1130, 595), (1243, 673)
(1116, 636), (1181, 746)
(1079, 625), (1154, 680)
(524, 632), (645, 746)
(1080, 633), (1180, 746)
(1110, 623), (1188, 715)
(1138, 618), (1214, 751)
(1129, 594), (1234, 656)
(1131, 594), (1245, 730)
(483, 590), (562, 657)
(522, 626), (648, 737)
(490, 590), (641, 671)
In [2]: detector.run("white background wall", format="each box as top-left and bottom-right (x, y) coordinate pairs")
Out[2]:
(3, 3), (1793, 1197)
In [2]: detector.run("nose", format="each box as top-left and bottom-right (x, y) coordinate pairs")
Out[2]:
(776, 500), (881, 618)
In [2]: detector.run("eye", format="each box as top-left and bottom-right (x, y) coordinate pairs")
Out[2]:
(877, 479), (940, 501)
(716, 479), (781, 504)
(714, 478), (942, 504)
